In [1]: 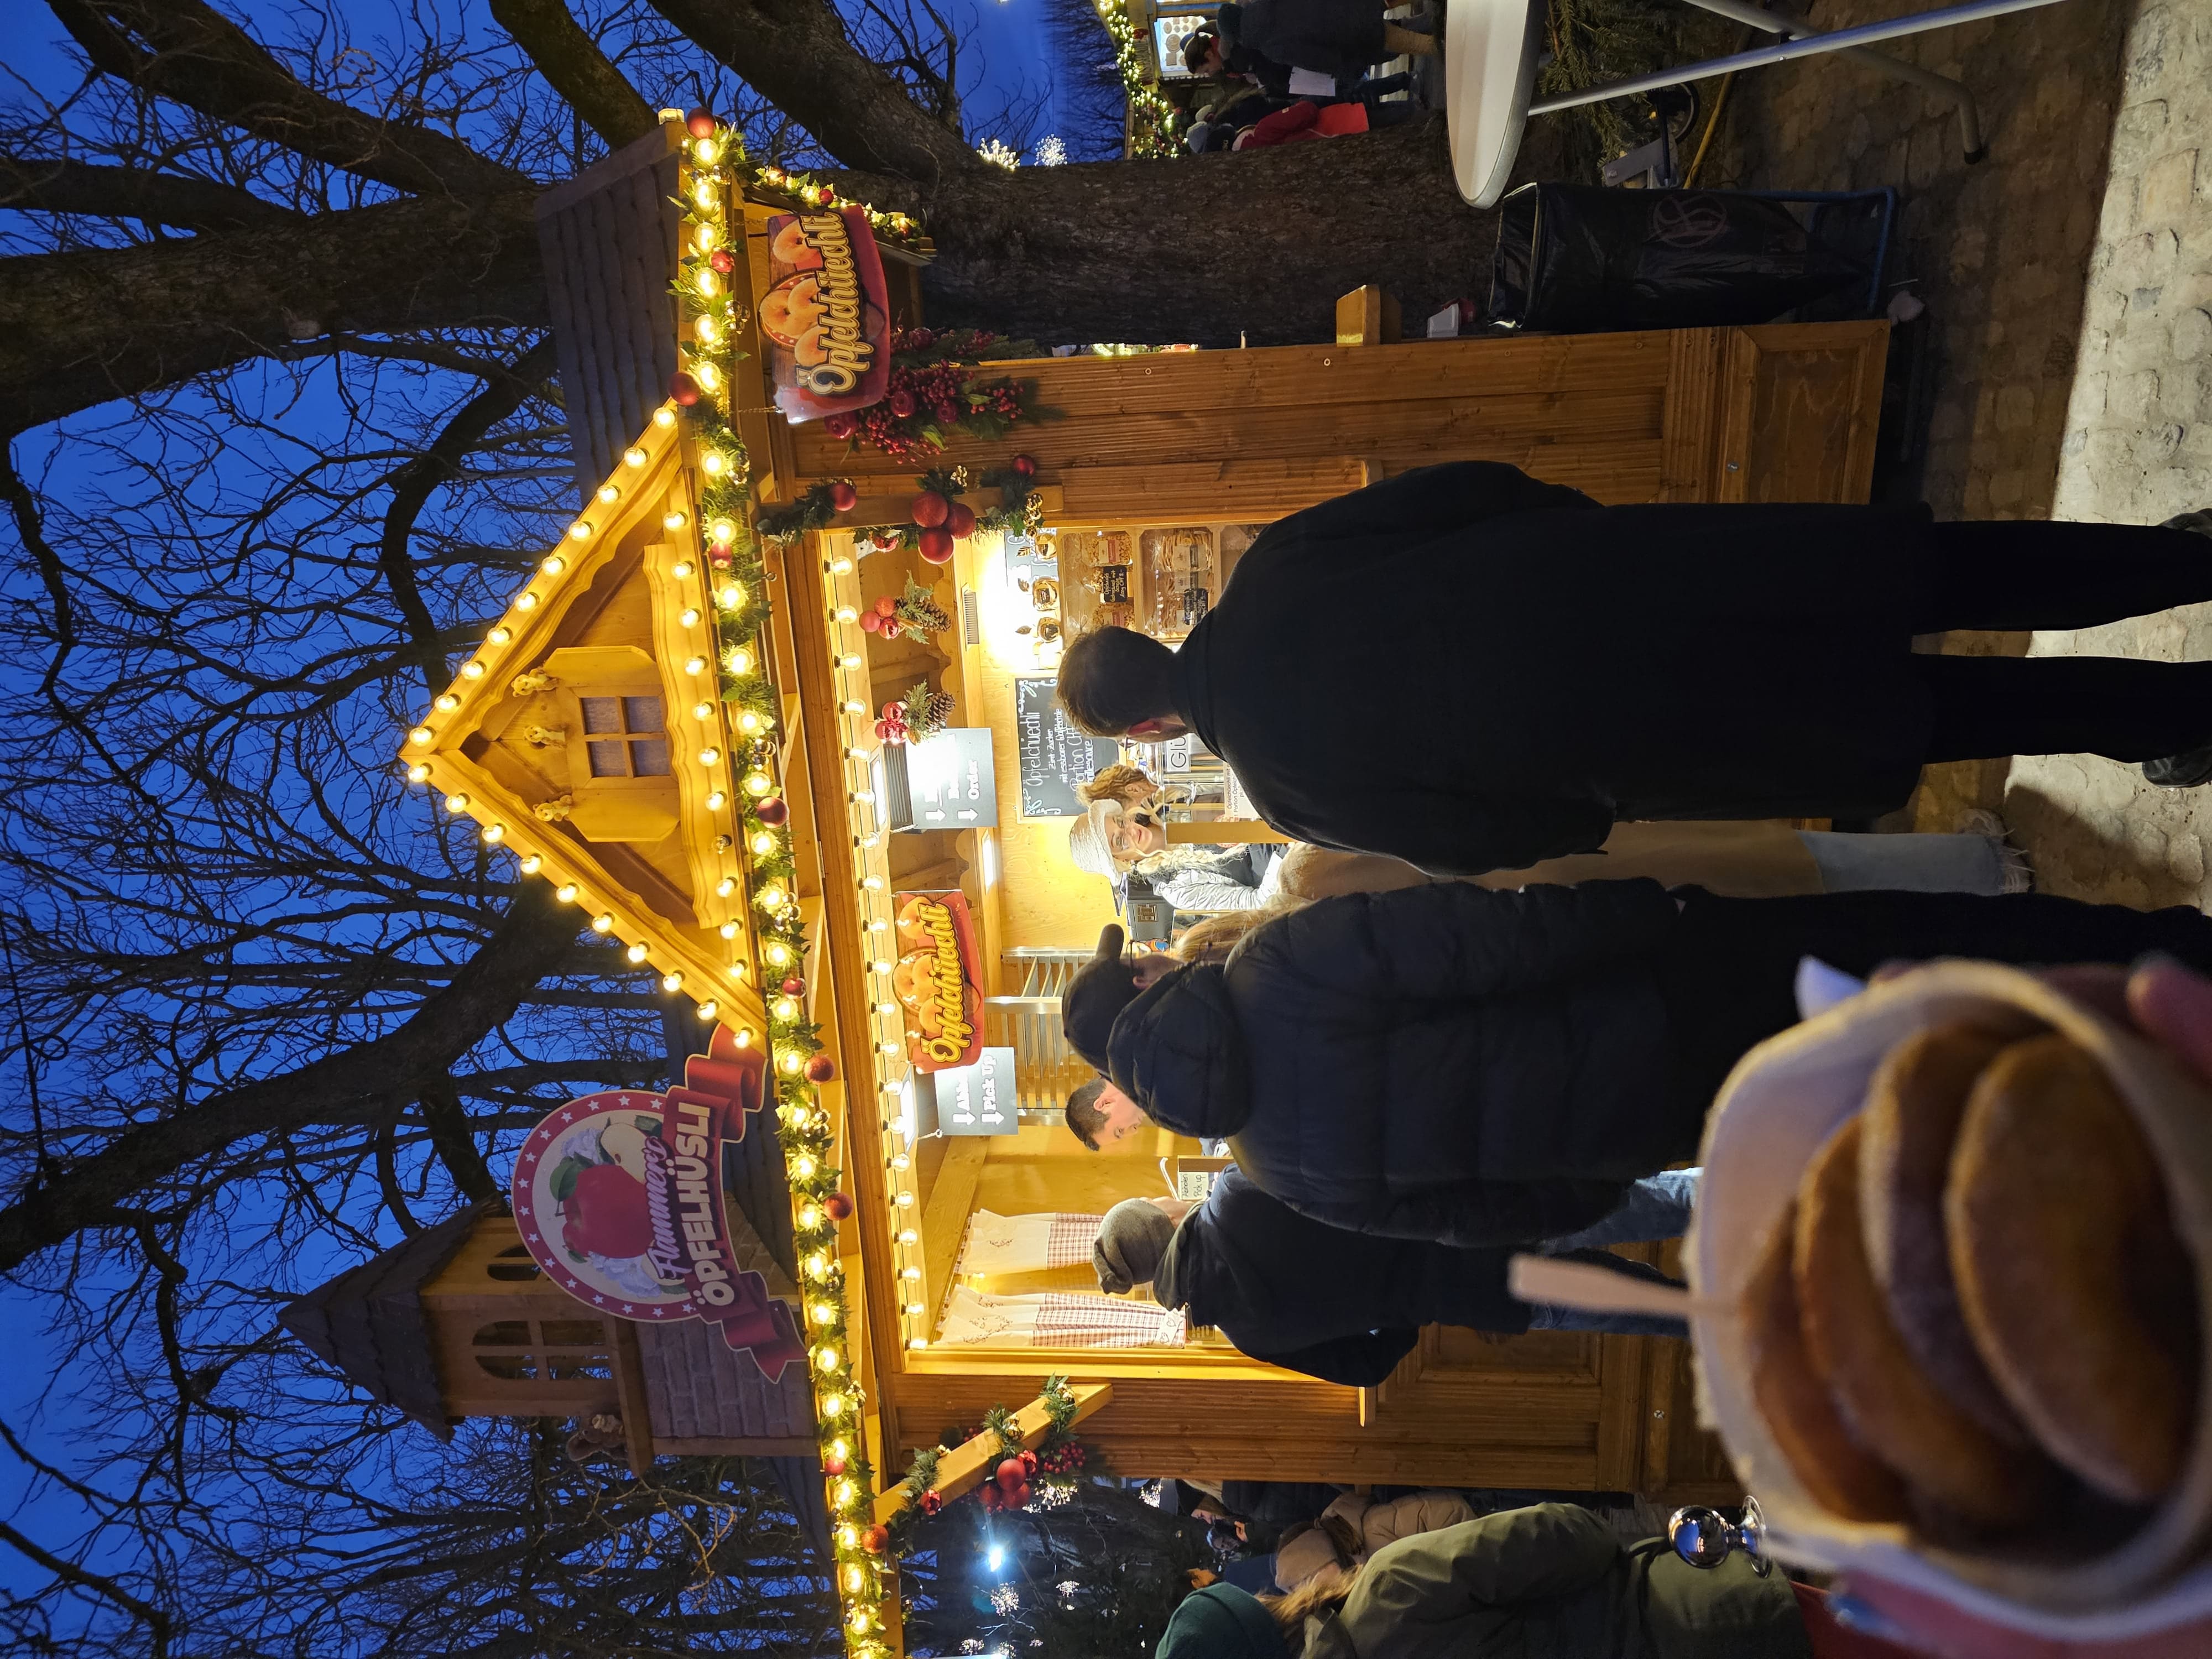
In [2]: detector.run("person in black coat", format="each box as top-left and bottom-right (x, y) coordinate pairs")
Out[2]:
(1187, 2), (1434, 86)
(1092, 1168), (1688, 1386)
(1053, 462), (2212, 878)
(1063, 879), (2212, 1245)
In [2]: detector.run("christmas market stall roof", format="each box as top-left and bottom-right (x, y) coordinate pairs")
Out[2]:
(280, 1202), (489, 1437)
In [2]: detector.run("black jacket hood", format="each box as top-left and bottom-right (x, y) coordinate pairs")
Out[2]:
(1105, 962), (1253, 1138)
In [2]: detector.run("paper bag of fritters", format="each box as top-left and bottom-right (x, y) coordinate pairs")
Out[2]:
(1688, 959), (2212, 1639)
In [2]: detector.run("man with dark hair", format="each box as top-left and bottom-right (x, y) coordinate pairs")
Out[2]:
(1055, 462), (2212, 877)
(1063, 1073), (1153, 1150)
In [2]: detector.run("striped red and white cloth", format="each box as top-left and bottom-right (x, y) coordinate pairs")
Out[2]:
(955, 1211), (1105, 1277)
(937, 1286), (1187, 1349)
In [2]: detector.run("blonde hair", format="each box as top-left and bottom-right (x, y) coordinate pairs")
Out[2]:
(1172, 898), (1307, 965)
(1076, 763), (1155, 809)
(1262, 1561), (1360, 1641)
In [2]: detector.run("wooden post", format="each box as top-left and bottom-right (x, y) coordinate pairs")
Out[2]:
(874, 1381), (1113, 1522)
(1334, 285), (1402, 346)
(1166, 819), (1292, 845)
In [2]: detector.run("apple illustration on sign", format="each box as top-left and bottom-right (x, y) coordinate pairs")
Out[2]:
(551, 1124), (661, 1260)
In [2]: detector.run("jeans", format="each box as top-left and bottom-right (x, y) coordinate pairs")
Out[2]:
(1540, 1168), (1699, 1250)
(1796, 830), (2006, 895)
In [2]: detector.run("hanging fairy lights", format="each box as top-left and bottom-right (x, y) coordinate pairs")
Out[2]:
(1094, 0), (1183, 160)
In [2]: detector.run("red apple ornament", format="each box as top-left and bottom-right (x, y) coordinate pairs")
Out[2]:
(686, 108), (718, 139)
(997, 1456), (1027, 1491)
(824, 1192), (855, 1221)
(823, 1453), (847, 1477)
(781, 976), (805, 995)
(945, 502), (977, 539)
(1011, 454), (1037, 477)
(828, 480), (859, 512)
(806, 1054), (837, 1083)
(919, 1489), (943, 1516)
(861, 1524), (889, 1553)
(669, 371), (702, 407)
(917, 527), (954, 564)
(910, 491), (949, 528)
(754, 796), (789, 826)
(562, 1163), (653, 1258)
(708, 247), (735, 275)
(874, 595), (897, 617)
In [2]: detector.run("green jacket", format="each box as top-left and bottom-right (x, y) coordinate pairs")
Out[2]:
(1300, 1505), (1812, 1659)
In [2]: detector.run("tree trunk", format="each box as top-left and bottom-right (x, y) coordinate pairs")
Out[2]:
(863, 117), (1562, 346)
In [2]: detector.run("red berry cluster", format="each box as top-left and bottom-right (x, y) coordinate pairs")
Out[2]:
(1035, 1439), (1088, 1477)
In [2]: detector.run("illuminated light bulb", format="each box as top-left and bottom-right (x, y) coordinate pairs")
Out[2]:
(809, 1258), (831, 1284)
(461, 660), (486, 679)
(861, 875), (883, 891)
(838, 1525), (858, 1551)
(694, 314), (718, 345)
(695, 999), (718, 1020)
(779, 1051), (802, 1074)
(698, 746), (720, 765)
(692, 221), (719, 253)
(596, 484), (620, 505)
(515, 591), (539, 611)
(841, 653), (863, 669)
(406, 763), (431, 784)
(541, 554), (566, 575)
(726, 647), (753, 674)
(567, 521), (592, 542)
(764, 943), (791, 969)
(901, 1265), (921, 1282)
(706, 790), (727, 810)
(623, 446), (648, 468)
(671, 562), (694, 583)
(409, 726), (433, 746)
(591, 912), (614, 933)
(700, 449), (726, 476)
(680, 608), (701, 629)
(481, 823), (505, 844)
(738, 712), (761, 734)
(896, 1191), (914, 1207)
(793, 1156), (817, 1181)
(744, 772), (773, 796)
(444, 792), (470, 812)
(836, 606), (858, 624)
(694, 361), (720, 394)
(626, 942), (648, 964)
(755, 883), (784, 911)
(750, 831), (776, 857)
(851, 789), (874, 805)
(775, 997), (799, 1020)
(799, 1204), (822, 1229)
(890, 1153), (910, 1171)
(692, 181), (715, 210)
(555, 883), (579, 903)
(898, 1229), (917, 1246)
(868, 919), (888, 933)
(695, 268), (718, 299)
(686, 702), (711, 723)
(819, 1388), (843, 1415)
(661, 971), (684, 993)
(907, 1337), (927, 1351)
(843, 700), (866, 714)
(830, 1438), (849, 1460)
(435, 693), (460, 712)
(709, 518), (737, 545)
(718, 921), (739, 940)
(837, 1480), (857, 1508)
(831, 557), (854, 575)
(694, 136), (720, 165)
(905, 1302), (924, 1316)
(871, 960), (893, 975)
(662, 510), (688, 531)
(518, 854), (541, 874)
(716, 877), (738, 898)
(844, 1566), (863, 1593)
(487, 627), (512, 646)
(654, 406), (677, 429)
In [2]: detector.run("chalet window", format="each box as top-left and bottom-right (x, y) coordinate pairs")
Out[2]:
(578, 695), (670, 779)
(486, 1244), (542, 1282)
(471, 1317), (613, 1383)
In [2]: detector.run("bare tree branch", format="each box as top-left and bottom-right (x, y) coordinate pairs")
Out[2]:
(0, 153), (300, 230)
(45, 0), (528, 197)
(488, 0), (656, 151)
(0, 187), (546, 434)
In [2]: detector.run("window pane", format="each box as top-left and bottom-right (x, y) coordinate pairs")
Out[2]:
(487, 1258), (541, 1281)
(579, 696), (622, 734)
(547, 1355), (614, 1381)
(472, 1321), (531, 1347)
(476, 1354), (537, 1380)
(540, 1320), (607, 1347)
(620, 696), (664, 734)
(586, 739), (628, 778)
(628, 738), (671, 776)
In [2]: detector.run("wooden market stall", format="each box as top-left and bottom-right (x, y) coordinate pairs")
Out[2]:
(310, 111), (1894, 1652)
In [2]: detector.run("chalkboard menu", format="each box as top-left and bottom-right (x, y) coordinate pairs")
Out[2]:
(1014, 676), (1121, 818)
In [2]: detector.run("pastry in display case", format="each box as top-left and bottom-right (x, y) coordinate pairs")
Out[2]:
(1140, 527), (1217, 640)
